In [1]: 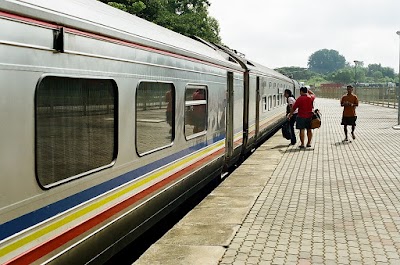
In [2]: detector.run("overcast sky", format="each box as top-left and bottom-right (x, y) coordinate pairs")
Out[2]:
(208, 0), (400, 72)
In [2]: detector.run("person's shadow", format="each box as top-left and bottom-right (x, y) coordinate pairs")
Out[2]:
(334, 140), (352, 146)
(284, 146), (314, 153)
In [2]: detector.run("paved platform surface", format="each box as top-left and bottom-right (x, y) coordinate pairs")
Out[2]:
(134, 98), (400, 265)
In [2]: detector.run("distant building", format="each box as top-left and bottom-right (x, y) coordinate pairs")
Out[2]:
(320, 83), (343, 89)
(319, 83), (345, 98)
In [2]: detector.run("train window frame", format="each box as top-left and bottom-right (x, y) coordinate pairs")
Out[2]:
(135, 81), (175, 157)
(35, 75), (118, 189)
(184, 84), (208, 140)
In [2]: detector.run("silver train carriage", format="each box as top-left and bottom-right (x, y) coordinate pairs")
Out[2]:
(0, 0), (297, 264)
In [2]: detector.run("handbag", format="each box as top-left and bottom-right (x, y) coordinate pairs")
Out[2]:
(310, 109), (321, 129)
(281, 120), (292, 140)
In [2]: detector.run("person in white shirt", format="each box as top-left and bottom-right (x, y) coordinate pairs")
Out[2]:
(284, 89), (298, 145)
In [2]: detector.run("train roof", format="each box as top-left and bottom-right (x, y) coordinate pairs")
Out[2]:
(0, 0), (241, 70)
(248, 60), (292, 81)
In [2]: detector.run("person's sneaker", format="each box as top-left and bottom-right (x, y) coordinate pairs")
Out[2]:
(351, 132), (355, 140)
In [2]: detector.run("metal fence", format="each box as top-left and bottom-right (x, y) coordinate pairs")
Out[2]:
(314, 86), (399, 108)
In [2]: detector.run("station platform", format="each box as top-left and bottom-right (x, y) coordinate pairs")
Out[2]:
(134, 98), (400, 265)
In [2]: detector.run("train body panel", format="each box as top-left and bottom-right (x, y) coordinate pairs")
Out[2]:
(0, 0), (298, 264)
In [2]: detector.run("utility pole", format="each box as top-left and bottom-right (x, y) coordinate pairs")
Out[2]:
(353, 60), (361, 86)
(353, 60), (361, 95)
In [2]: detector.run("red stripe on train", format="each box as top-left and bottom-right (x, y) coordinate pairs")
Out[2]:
(6, 148), (224, 264)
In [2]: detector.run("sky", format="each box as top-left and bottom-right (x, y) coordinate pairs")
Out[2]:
(208, 0), (400, 72)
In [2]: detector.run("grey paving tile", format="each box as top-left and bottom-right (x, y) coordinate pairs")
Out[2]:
(136, 99), (400, 265)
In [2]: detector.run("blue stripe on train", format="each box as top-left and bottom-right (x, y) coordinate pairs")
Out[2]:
(0, 134), (225, 241)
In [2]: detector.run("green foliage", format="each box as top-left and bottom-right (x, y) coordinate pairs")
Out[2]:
(372, 71), (383, 81)
(107, 2), (129, 12)
(302, 49), (396, 85)
(308, 49), (346, 74)
(367, 64), (395, 79)
(306, 75), (329, 87)
(329, 68), (353, 84)
(275, 67), (315, 80)
(92, 4), (397, 84)
(98, 0), (221, 43)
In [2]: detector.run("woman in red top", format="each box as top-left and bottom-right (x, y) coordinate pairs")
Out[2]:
(289, 87), (316, 148)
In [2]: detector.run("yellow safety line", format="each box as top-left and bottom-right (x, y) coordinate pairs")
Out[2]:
(0, 141), (224, 258)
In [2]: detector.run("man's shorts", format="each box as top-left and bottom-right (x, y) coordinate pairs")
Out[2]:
(296, 117), (311, 129)
(341, 116), (357, 126)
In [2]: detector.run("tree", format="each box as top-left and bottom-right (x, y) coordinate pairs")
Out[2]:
(372, 71), (384, 82)
(99, 0), (221, 43)
(367, 64), (395, 80)
(307, 49), (346, 74)
(307, 75), (329, 87)
(275, 67), (316, 80)
(329, 68), (353, 84)
(381, 67), (395, 79)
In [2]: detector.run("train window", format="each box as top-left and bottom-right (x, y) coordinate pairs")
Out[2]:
(185, 85), (207, 138)
(262, 96), (267, 112)
(273, 95), (277, 108)
(36, 76), (117, 188)
(136, 82), (175, 155)
(269, 82), (272, 88)
(273, 83), (276, 88)
(268, 96), (272, 111)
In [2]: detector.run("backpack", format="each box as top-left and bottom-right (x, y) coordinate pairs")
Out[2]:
(281, 120), (292, 140)
(310, 109), (322, 129)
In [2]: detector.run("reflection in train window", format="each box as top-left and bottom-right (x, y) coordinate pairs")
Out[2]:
(36, 76), (117, 188)
(262, 96), (267, 112)
(185, 85), (207, 138)
(268, 96), (272, 110)
(136, 82), (175, 155)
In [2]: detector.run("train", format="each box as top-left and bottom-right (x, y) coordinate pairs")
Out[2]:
(0, 0), (300, 264)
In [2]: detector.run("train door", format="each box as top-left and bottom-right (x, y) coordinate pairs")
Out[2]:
(242, 71), (250, 151)
(255, 76), (260, 138)
(225, 72), (234, 160)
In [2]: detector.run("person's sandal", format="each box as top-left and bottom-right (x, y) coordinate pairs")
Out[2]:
(306, 144), (311, 148)
(299, 145), (305, 149)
